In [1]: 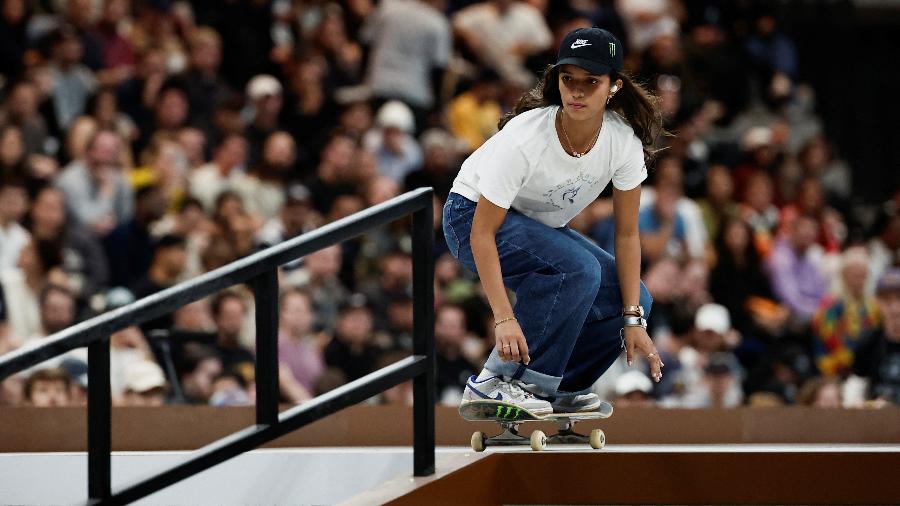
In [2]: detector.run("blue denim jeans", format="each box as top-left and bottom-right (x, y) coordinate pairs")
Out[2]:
(442, 192), (652, 396)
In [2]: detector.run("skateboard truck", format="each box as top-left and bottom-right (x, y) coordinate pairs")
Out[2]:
(469, 417), (606, 452)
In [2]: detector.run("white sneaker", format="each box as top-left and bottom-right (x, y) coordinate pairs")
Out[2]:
(461, 375), (553, 415)
(550, 392), (603, 413)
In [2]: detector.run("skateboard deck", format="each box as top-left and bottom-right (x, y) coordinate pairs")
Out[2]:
(459, 399), (613, 422)
(460, 400), (613, 451)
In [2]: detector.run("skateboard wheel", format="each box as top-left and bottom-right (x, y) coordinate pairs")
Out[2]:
(530, 430), (547, 451)
(471, 431), (486, 452)
(589, 429), (605, 449)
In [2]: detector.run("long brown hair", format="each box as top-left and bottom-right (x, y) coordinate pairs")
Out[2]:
(499, 65), (667, 162)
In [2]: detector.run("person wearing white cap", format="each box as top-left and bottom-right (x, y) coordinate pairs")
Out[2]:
(693, 303), (740, 353)
(614, 370), (654, 407)
(244, 74), (284, 167)
(363, 100), (423, 183)
(119, 359), (168, 406)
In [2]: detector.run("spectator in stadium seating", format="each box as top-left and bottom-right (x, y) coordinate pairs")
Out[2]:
(0, 81), (50, 158)
(0, 124), (55, 194)
(403, 128), (462, 200)
(377, 350), (414, 405)
(24, 368), (71, 407)
(364, 101), (423, 183)
(696, 165), (738, 243)
(710, 217), (781, 340)
(358, 249), (413, 329)
(452, 0), (553, 88)
(746, 344), (815, 404)
(281, 56), (336, 159)
(178, 343), (224, 404)
(767, 214), (828, 323)
(310, 4), (364, 90)
(87, 87), (138, 147)
(613, 370), (655, 408)
(665, 351), (744, 408)
(447, 70), (503, 151)
(813, 247), (880, 377)
(0, 176), (30, 271)
(797, 376), (842, 408)
(189, 133), (247, 213)
(324, 295), (381, 382)
(182, 26), (230, 133)
(779, 178), (845, 253)
(739, 170), (780, 259)
(255, 183), (319, 251)
(109, 325), (155, 398)
(130, 234), (186, 333)
(32, 284), (77, 341)
(867, 205), (900, 291)
(210, 291), (255, 384)
(244, 75), (285, 167)
(642, 257), (681, 337)
(115, 46), (169, 132)
(136, 82), (190, 154)
(151, 197), (211, 279)
(176, 126), (206, 171)
(237, 131), (298, 220)
(660, 305), (740, 408)
(285, 245), (348, 332)
(26, 185), (108, 297)
(639, 182), (688, 263)
(118, 359), (168, 406)
(304, 132), (359, 215)
(47, 25), (98, 131)
(360, 0), (451, 121)
(278, 288), (325, 394)
(92, 0), (137, 72)
(797, 135), (851, 207)
(130, 134), (189, 208)
(0, 238), (65, 344)
(104, 185), (167, 288)
(209, 372), (251, 406)
(56, 129), (134, 236)
(851, 268), (900, 405)
(434, 304), (480, 404)
(642, 156), (709, 260)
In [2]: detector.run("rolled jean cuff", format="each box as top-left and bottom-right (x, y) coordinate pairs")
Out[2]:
(484, 349), (562, 396)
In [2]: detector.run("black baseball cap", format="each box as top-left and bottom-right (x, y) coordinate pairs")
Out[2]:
(556, 27), (624, 76)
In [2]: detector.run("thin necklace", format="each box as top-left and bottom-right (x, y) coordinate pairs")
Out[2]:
(558, 108), (602, 158)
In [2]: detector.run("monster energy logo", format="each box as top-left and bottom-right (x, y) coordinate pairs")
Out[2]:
(609, 42), (616, 57)
(495, 405), (522, 419)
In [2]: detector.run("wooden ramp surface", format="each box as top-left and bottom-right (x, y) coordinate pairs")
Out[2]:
(344, 445), (900, 505)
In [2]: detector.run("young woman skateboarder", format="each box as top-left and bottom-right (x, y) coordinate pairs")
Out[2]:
(443, 27), (665, 414)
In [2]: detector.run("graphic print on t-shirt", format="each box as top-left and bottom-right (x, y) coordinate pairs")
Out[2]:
(542, 172), (602, 210)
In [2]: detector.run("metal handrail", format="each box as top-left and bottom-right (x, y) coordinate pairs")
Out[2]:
(0, 187), (436, 505)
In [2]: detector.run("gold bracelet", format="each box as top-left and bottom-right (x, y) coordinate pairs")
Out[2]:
(494, 316), (517, 328)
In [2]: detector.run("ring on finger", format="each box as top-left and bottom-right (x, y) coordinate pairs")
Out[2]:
(647, 352), (657, 359)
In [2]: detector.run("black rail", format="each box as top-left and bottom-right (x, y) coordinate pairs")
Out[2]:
(0, 187), (436, 505)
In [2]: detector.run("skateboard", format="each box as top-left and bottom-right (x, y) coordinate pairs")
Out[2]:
(459, 400), (613, 452)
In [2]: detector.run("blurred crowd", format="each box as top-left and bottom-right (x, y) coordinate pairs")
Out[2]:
(0, 0), (898, 411)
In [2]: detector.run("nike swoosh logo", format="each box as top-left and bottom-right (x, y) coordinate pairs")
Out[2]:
(492, 392), (503, 401)
(571, 41), (592, 49)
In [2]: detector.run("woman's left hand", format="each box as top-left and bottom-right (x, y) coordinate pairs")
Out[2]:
(623, 326), (664, 382)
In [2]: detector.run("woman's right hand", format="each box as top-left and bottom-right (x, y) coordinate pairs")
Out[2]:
(495, 319), (530, 365)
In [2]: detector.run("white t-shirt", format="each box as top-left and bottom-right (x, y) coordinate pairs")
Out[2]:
(450, 106), (647, 228)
